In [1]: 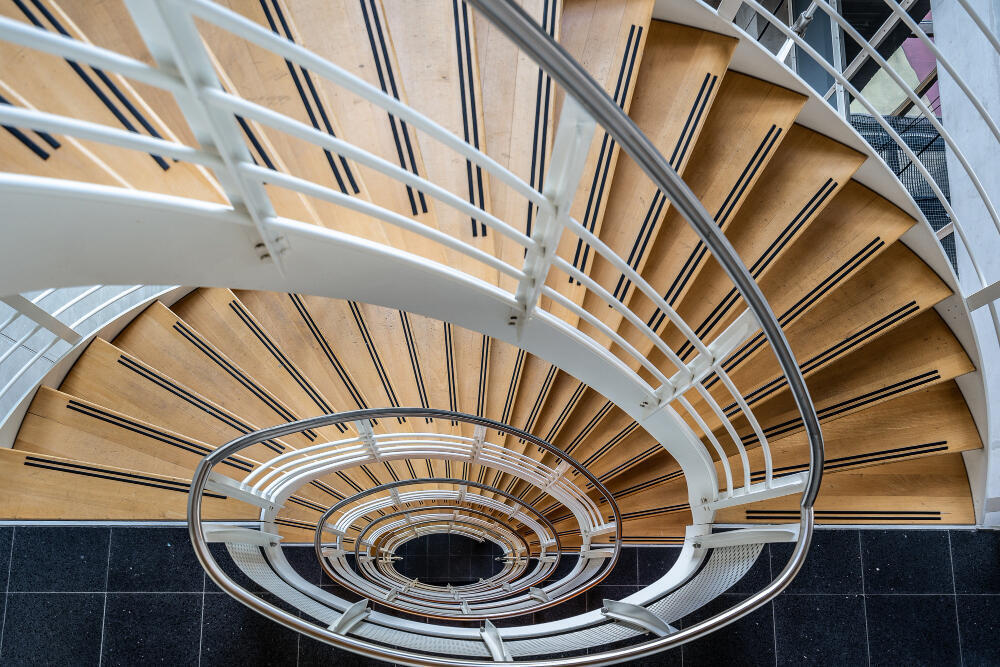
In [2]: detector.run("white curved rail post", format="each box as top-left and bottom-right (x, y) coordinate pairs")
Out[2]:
(123, 0), (288, 270)
(513, 95), (596, 322)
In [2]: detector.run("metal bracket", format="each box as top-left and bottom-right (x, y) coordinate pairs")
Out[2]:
(480, 620), (512, 662)
(469, 425), (487, 462)
(321, 547), (348, 559)
(691, 525), (799, 550)
(580, 547), (615, 560)
(203, 525), (281, 547)
(328, 599), (370, 636)
(1, 295), (81, 343)
(601, 599), (677, 638)
(461, 600), (471, 615)
(528, 587), (549, 603)
(355, 419), (381, 461)
(205, 472), (277, 510)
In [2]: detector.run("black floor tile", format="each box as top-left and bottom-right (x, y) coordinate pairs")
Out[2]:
(200, 592), (299, 666)
(283, 546), (322, 585)
(956, 594), (1000, 666)
(950, 530), (1000, 594)
(107, 527), (203, 592)
(396, 554), (428, 581)
(0, 527), (12, 570)
(681, 594), (775, 667)
(774, 594), (866, 665)
(772, 529), (863, 594)
(533, 588), (588, 624)
(425, 534), (449, 555)
(636, 546), (681, 585)
(866, 594), (961, 666)
(862, 530), (954, 594)
(101, 593), (202, 666)
(598, 547), (638, 586)
(469, 554), (498, 580)
(298, 635), (392, 666)
(0, 592), (104, 665)
(9, 526), (109, 592)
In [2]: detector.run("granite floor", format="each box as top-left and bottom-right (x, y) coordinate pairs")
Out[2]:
(0, 525), (997, 666)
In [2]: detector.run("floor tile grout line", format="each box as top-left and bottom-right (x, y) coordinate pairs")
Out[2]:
(768, 545), (777, 666)
(0, 527), (16, 658)
(947, 531), (964, 666)
(97, 527), (112, 667)
(198, 569), (206, 667)
(858, 530), (871, 667)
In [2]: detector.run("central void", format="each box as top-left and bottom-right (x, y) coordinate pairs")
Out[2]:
(394, 534), (504, 586)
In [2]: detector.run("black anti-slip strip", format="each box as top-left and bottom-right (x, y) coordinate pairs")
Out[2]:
(171, 321), (314, 440)
(739, 370), (941, 445)
(722, 301), (921, 416)
(116, 355), (284, 453)
(524, 0), (556, 238)
(706, 238), (885, 390)
(749, 441), (949, 482)
(476, 335), (490, 417)
(348, 301), (403, 421)
(565, 400), (612, 455)
(66, 400), (253, 473)
(23, 456), (225, 499)
(581, 421), (639, 468)
(228, 300), (344, 433)
(541, 381), (585, 451)
(310, 480), (344, 500)
(589, 445), (665, 488)
(235, 115), (277, 170)
(258, 0), (357, 193)
(0, 94), (59, 158)
(399, 312), (430, 421)
(16, 0), (167, 169)
(443, 323), (459, 423)
(451, 0), (486, 236)
(288, 294), (372, 422)
(521, 365), (557, 440)
(500, 350), (525, 427)
(612, 72), (716, 300)
(608, 469), (685, 497)
(360, 0), (426, 213)
(572, 25), (643, 275)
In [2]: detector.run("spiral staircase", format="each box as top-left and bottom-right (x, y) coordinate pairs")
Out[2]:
(0, 0), (990, 664)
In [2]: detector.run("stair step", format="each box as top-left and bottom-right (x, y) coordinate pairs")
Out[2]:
(574, 20), (737, 336)
(715, 454), (975, 525)
(725, 307), (974, 448)
(648, 123), (867, 374)
(58, 337), (293, 464)
(0, 447), (256, 520)
(112, 301), (323, 447)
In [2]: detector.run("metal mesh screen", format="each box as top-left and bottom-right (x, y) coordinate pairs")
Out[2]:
(849, 113), (957, 269)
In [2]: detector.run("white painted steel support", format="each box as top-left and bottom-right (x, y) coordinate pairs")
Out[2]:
(601, 599), (677, 637)
(205, 472), (278, 510)
(355, 419), (381, 461)
(123, 0), (288, 269)
(513, 96), (596, 321)
(328, 599), (370, 636)
(0, 295), (81, 343)
(203, 525), (281, 547)
(705, 472), (808, 511)
(691, 526), (799, 549)
(480, 620), (512, 662)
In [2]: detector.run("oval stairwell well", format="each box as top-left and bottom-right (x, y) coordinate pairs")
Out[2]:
(0, 0), (989, 664)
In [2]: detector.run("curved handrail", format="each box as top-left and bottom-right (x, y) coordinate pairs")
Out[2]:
(462, 0), (824, 659)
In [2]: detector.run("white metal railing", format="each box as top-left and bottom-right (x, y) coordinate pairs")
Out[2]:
(0, 0), (838, 663)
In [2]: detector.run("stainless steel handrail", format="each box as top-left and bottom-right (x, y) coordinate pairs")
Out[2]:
(460, 0), (824, 661)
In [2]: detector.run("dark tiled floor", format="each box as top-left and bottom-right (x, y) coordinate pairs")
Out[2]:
(0, 526), (997, 665)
